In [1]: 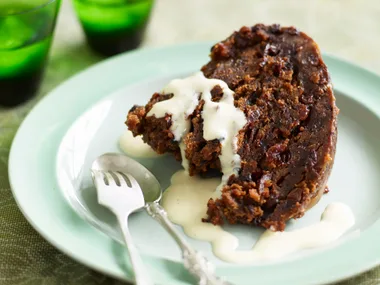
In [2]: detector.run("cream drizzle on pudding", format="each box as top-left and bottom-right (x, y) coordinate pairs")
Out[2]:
(147, 72), (247, 188)
(162, 170), (355, 264)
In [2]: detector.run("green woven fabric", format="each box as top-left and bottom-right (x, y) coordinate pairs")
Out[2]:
(0, 45), (379, 285)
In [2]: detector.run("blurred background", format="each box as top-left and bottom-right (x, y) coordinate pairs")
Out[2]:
(3, 0), (380, 108)
(56, 0), (380, 71)
(1, 0), (380, 284)
(11, 0), (379, 109)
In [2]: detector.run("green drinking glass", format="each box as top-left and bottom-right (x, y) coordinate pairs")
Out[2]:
(0, 0), (61, 107)
(73, 0), (154, 56)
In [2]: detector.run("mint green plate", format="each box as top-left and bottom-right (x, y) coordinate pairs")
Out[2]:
(9, 43), (380, 285)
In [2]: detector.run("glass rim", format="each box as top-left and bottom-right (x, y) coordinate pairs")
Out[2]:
(0, 0), (59, 17)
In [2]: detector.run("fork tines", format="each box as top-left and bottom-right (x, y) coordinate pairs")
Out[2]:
(91, 169), (139, 188)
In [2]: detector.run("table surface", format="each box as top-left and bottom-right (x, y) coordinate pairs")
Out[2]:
(1, 0), (380, 284)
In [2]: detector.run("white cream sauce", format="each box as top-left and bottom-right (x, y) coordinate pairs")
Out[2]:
(162, 170), (355, 264)
(119, 129), (160, 158)
(147, 72), (247, 186)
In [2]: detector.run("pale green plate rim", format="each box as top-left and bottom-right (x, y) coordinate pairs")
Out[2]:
(8, 42), (380, 285)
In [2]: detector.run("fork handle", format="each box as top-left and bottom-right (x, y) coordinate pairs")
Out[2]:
(145, 202), (231, 285)
(118, 216), (154, 285)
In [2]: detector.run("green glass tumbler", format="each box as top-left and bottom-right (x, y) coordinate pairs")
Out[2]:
(73, 0), (154, 56)
(0, 0), (61, 107)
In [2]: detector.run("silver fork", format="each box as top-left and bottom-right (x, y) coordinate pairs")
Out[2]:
(91, 170), (153, 285)
(91, 169), (232, 285)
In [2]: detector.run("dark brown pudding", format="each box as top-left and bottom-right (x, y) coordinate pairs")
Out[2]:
(126, 24), (338, 231)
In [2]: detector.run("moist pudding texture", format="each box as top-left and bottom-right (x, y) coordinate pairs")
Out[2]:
(126, 24), (338, 231)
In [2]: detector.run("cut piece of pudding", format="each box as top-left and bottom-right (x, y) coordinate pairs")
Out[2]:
(126, 24), (338, 231)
